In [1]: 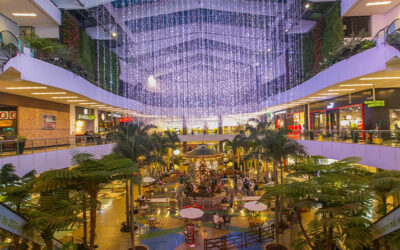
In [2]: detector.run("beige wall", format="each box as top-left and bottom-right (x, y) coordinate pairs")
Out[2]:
(18, 106), (69, 139)
(0, 92), (70, 139)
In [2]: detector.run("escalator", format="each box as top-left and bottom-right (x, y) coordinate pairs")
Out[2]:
(0, 30), (18, 73)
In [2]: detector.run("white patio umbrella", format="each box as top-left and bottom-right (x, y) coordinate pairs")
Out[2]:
(179, 207), (204, 219)
(143, 177), (156, 183)
(244, 201), (268, 212)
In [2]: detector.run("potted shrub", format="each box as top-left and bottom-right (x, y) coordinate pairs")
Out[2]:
(350, 123), (358, 143)
(16, 136), (26, 155)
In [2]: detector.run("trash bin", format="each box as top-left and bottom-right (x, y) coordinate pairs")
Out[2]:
(367, 132), (373, 144)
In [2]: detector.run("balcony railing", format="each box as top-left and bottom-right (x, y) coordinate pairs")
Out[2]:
(0, 135), (115, 157)
(288, 129), (400, 147)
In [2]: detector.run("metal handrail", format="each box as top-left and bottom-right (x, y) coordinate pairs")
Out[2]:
(0, 135), (114, 157)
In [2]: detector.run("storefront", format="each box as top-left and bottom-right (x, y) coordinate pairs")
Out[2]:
(274, 106), (306, 138)
(310, 104), (364, 132)
(75, 107), (96, 135)
(0, 106), (17, 139)
(98, 111), (121, 135)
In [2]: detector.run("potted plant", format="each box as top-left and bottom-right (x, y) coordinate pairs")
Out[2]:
(350, 123), (358, 143)
(16, 136), (26, 155)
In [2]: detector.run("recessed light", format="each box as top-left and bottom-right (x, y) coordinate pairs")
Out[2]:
(80, 103), (97, 105)
(12, 13), (37, 17)
(32, 92), (66, 95)
(328, 89), (355, 92)
(359, 76), (400, 80)
(90, 105), (106, 107)
(51, 96), (78, 99)
(6, 87), (47, 90)
(67, 100), (87, 102)
(340, 84), (373, 86)
(318, 93), (339, 96)
(366, 1), (391, 6)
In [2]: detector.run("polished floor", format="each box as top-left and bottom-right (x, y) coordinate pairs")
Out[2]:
(60, 180), (302, 249)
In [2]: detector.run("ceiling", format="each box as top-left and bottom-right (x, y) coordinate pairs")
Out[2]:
(0, 0), (59, 26)
(0, 69), (135, 116)
(343, 0), (400, 16)
(84, 0), (306, 116)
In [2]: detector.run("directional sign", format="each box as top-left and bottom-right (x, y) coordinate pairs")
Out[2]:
(364, 100), (385, 107)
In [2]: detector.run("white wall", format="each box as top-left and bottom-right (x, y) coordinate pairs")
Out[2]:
(0, 143), (115, 176)
(34, 25), (59, 39)
(0, 13), (19, 37)
(370, 4), (400, 37)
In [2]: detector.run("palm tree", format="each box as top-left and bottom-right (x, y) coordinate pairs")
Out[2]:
(33, 155), (140, 250)
(0, 164), (36, 249)
(150, 132), (168, 176)
(164, 131), (180, 171)
(223, 130), (246, 171)
(0, 163), (19, 187)
(282, 157), (371, 249)
(370, 170), (400, 217)
(259, 128), (305, 242)
(24, 190), (80, 250)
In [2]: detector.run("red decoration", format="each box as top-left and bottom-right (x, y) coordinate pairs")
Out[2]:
(61, 12), (80, 58)
(119, 118), (133, 123)
(132, 173), (138, 176)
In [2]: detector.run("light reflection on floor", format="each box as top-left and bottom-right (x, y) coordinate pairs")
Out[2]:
(60, 181), (278, 249)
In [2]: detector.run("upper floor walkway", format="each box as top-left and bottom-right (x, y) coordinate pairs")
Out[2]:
(179, 130), (400, 171)
(0, 136), (115, 176)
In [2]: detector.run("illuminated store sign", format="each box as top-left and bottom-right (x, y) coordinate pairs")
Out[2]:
(365, 100), (385, 108)
(78, 114), (96, 120)
(327, 102), (334, 109)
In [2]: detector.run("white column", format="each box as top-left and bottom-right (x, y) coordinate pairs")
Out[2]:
(70, 104), (75, 136)
(94, 108), (99, 133)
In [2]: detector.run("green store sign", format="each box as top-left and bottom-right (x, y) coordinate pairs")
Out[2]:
(364, 100), (385, 107)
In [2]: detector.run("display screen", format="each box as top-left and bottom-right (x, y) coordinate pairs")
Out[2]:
(43, 115), (56, 130)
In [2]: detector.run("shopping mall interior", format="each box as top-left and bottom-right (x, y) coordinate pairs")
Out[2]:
(1, 0), (400, 249)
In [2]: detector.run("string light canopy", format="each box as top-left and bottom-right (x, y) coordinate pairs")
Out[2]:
(91, 0), (304, 119)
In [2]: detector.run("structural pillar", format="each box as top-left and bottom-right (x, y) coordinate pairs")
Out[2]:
(94, 108), (99, 133)
(182, 116), (187, 152)
(218, 115), (223, 152)
(69, 104), (76, 136)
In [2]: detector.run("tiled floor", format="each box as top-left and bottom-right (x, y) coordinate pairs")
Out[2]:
(60, 180), (284, 250)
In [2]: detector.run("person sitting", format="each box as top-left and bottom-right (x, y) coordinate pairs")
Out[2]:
(213, 213), (221, 229)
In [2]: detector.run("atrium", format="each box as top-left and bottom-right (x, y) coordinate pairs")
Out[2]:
(1, 0), (400, 249)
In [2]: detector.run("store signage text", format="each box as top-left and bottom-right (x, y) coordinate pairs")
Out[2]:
(77, 114), (96, 120)
(327, 102), (334, 109)
(119, 118), (133, 123)
(275, 110), (286, 115)
(372, 206), (400, 240)
(0, 111), (17, 120)
(108, 113), (122, 118)
(365, 100), (385, 108)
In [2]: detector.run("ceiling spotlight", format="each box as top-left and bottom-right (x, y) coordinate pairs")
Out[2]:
(12, 13), (37, 17)
(32, 92), (66, 95)
(51, 96), (78, 99)
(147, 75), (157, 88)
(366, 1), (391, 6)
(304, 2), (311, 9)
(6, 87), (47, 90)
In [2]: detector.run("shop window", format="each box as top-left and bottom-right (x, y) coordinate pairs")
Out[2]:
(339, 106), (363, 130)
(343, 16), (371, 37)
(19, 26), (35, 37)
(389, 109), (400, 130)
